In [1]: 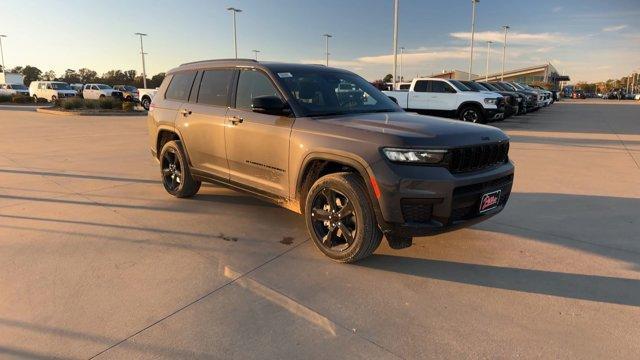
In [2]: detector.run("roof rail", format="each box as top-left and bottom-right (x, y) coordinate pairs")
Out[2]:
(179, 58), (258, 66)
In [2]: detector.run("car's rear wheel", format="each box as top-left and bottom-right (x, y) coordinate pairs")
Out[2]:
(51, 95), (57, 102)
(459, 105), (486, 124)
(305, 172), (382, 263)
(159, 140), (201, 198)
(141, 96), (151, 110)
(32, 95), (39, 103)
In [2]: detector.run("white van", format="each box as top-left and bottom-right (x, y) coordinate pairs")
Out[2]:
(29, 81), (78, 102)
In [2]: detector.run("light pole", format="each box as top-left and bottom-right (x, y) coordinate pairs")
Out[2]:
(501, 25), (510, 81)
(392, 0), (399, 88)
(227, 7), (242, 58)
(400, 46), (405, 82)
(252, 49), (260, 61)
(134, 33), (148, 89)
(0, 35), (7, 73)
(322, 34), (332, 66)
(485, 41), (492, 81)
(468, 0), (479, 80)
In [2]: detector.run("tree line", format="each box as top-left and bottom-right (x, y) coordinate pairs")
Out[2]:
(1, 65), (165, 89)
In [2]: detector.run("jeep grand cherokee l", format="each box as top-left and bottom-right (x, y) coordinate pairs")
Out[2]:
(148, 59), (514, 263)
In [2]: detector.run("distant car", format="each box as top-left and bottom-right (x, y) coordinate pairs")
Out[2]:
(82, 84), (123, 100)
(0, 83), (30, 96)
(29, 81), (78, 102)
(113, 85), (140, 102)
(571, 90), (586, 99)
(138, 88), (158, 110)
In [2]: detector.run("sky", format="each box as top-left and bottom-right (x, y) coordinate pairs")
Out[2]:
(1, 0), (639, 83)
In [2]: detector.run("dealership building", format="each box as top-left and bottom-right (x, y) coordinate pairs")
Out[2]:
(430, 63), (570, 89)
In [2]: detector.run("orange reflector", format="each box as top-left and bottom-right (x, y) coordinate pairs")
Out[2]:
(370, 176), (381, 199)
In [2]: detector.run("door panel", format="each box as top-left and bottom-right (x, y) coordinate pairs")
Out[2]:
(177, 103), (229, 178)
(176, 69), (232, 179)
(225, 69), (293, 198)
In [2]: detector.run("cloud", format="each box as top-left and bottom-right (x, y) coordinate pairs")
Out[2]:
(602, 24), (628, 32)
(358, 47), (470, 65)
(552, 6), (563, 13)
(450, 31), (569, 44)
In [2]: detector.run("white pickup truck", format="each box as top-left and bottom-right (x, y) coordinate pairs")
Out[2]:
(383, 78), (505, 124)
(138, 88), (158, 110)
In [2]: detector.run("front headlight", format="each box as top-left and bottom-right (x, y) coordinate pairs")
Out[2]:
(484, 98), (498, 105)
(383, 148), (447, 164)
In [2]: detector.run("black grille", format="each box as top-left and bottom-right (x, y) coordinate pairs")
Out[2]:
(401, 199), (435, 223)
(448, 142), (509, 173)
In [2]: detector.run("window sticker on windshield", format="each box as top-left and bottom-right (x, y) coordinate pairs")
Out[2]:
(278, 72), (293, 78)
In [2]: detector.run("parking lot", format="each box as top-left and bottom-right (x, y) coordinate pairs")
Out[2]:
(1, 100), (639, 359)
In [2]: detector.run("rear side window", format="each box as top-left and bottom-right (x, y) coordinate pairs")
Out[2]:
(197, 69), (234, 106)
(413, 80), (428, 92)
(235, 70), (280, 110)
(430, 81), (455, 93)
(165, 71), (196, 101)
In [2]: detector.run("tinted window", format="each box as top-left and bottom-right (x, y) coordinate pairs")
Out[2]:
(430, 81), (455, 93)
(197, 69), (234, 106)
(449, 80), (471, 91)
(235, 70), (280, 110)
(413, 80), (428, 92)
(165, 72), (196, 101)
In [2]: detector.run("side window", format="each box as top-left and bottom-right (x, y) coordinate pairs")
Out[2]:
(413, 81), (428, 92)
(91, 85), (99, 90)
(430, 81), (455, 93)
(235, 70), (280, 110)
(85, 85), (91, 90)
(197, 69), (234, 106)
(165, 71), (197, 101)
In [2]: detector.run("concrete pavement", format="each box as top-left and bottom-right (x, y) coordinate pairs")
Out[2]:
(0, 101), (639, 359)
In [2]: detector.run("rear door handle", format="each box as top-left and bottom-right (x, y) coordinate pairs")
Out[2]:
(230, 115), (244, 125)
(181, 109), (192, 117)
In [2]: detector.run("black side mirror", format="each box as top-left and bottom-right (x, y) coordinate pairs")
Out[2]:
(252, 95), (290, 115)
(388, 96), (398, 104)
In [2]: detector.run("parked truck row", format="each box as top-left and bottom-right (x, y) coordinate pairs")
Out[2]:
(382, 78), (554, 124)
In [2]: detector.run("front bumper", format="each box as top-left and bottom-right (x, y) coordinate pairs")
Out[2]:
(370, 159), (514, 238)
(484, 107), (505, 120)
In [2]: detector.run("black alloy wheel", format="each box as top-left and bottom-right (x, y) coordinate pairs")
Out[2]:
(159, 140), (200, 198)
(310, 187), (357, 252)
(461, 107), (484, 123)
(162, 148), (182, 192)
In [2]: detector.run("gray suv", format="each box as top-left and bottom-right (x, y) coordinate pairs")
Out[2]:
(147, 59), (514, 263)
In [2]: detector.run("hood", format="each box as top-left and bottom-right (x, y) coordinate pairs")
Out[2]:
(312, 111), (508, 148)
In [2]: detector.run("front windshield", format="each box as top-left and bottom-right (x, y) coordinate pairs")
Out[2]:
(9, 84), (28, 90)
(498, 82), (516, 91)
(97, 84), (112, 90)
(462, 81), (486, 91)
(124, 85), (137, 91)
(449, 80), (471, 91)
(274, 69), (399, 117)
(510, 83), (525, 90)
(51, 82), (72, 90)
(479, 82), (500, 91)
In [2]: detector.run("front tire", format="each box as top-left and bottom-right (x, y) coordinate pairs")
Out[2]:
(305, 172), (383, 263)
(159, 140), (201, 198)
(459, 105), (486, 124)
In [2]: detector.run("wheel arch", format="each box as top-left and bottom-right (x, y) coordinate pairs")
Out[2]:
(155, 127), (193, 166)
(456, 101), (484, 115)
(295, 152), (385, 226)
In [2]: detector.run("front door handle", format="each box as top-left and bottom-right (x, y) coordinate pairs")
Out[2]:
(181, 109), (192, 117)
(230, 115), (244, 125)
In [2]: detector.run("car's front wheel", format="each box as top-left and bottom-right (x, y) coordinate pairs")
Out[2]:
(305, 172), (382, 263)
(159, 140), (201, 198)
(459, 106), (486, 124)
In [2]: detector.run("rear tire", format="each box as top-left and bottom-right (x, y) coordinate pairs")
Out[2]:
(141, 96), (151, 110)
(159, 140), (201, 198)
(305, 172), (383, 263)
